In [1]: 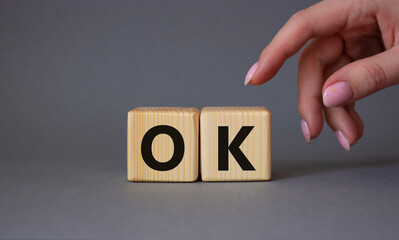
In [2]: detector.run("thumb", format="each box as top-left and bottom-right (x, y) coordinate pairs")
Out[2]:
(322, 48), (399, 107)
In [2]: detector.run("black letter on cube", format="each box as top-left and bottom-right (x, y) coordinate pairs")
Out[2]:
(141, 125), (185, 171)
(218, 126), (256, 171)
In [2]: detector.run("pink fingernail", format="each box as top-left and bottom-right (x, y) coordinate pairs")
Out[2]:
(335, 130), (350, 151)
(323, 81), (354, 107)
(244, 62), (258, 86)
(301, 119), (311, 144)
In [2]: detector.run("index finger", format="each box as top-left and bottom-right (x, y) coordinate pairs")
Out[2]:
(249, 0), (354, 85)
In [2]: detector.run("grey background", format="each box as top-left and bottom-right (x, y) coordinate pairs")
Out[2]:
(1, 0), (398, 239)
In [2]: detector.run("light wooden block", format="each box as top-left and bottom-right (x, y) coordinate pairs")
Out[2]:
(200, 107), (271, 181)
(127, 107), (199, 182)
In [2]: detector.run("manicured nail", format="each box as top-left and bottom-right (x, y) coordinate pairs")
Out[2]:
(323, 81), (354, 107)
(301, 119), (311, 144)
(335, 130), (350, 151)
(244, 62), (258, 86)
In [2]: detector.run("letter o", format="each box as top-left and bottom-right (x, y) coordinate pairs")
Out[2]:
(141, 125), (185, 171)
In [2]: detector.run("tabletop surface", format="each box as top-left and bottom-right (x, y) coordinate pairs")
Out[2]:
(1, 156), (398, 240)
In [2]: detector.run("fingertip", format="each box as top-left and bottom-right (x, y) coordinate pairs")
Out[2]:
(322, 81), (354, 107)
(334, 126), (358, 148)
(335, 130), (351, 151)
(324, 106), (359, 150)
(301, 119), (311, 144)
(250, 50), (285, 85)
(298, 100), (324, 140)
(345, 104), (364, 140)
(244, 62), (259, 86)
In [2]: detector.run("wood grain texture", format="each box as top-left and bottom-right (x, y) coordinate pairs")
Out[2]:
(200, 107), (271, 181)
(127, 107), (199, 182)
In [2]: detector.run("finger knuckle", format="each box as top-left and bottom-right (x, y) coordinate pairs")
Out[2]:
(359, 62), (387, 91)
(289, 8), (311, 26)
(292, 8), (309, 20)
(289, 8), (313, 37)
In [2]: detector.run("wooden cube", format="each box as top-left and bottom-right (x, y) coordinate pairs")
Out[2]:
(127, 107), (199, 182)
(200, 107), (271, 181)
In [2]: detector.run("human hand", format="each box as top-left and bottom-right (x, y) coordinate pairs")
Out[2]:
(245, 0), (399, 151)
